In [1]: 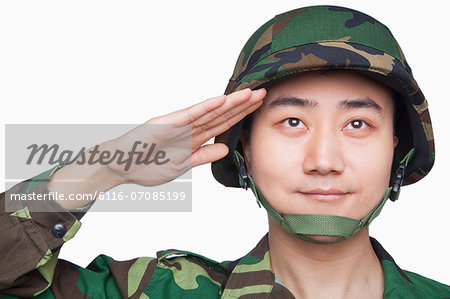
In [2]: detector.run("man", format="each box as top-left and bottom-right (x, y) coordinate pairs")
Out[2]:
(1, 5), (449, 298)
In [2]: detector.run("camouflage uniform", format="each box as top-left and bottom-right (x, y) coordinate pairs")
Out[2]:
(1, 168), (450, 298)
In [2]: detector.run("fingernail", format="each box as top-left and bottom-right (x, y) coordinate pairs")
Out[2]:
(253, 88), (266, 96)
(236, 88), (251, 95)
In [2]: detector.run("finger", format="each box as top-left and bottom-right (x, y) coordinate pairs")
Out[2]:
(190, 143), (229, 168)
(146, 88), (261, 127)
(194, 88), (266, 130)
(146, 94), (226, 125)
(192, 88), (263, 127)
(191, 99), (263, 149)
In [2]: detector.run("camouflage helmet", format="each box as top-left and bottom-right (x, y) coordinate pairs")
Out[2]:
(212, 5), (434, 193)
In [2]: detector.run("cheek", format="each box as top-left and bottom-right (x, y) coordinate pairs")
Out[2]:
(247, 129), (292, 185)
(249, 137), (288, 179)
(349, 139), (394, 200)
(247, 131), (306, 212)
(248, 124), (304, 176)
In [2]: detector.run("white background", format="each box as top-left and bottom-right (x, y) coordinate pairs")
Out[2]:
(1, 0), (449, 285)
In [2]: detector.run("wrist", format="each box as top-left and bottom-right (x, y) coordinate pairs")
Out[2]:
(47, 144), (125, 200)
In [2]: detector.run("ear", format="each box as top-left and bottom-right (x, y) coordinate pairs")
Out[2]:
(239, 128), (252, 173)
(394, 136), (399, 148)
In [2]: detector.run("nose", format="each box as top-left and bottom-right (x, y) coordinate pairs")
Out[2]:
(302, 127), (345, 175)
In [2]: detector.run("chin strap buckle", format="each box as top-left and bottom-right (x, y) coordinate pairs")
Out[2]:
(238, 159), (249, 190)
(390, 163), (405, 202)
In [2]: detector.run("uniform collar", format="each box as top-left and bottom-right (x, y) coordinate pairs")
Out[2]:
(221, 234), (418, 298)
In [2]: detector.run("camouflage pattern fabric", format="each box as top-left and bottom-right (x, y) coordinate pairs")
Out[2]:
(212, 5), (434, 189)
(1, 168), (449, 298)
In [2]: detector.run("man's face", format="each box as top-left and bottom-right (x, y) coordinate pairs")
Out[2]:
(241, 70), (397, 226)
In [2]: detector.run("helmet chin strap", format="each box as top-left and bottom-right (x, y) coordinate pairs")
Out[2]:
(233, 149), (415, 244)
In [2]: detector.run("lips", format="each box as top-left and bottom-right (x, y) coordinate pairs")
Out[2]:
(299, 188), (349, 201)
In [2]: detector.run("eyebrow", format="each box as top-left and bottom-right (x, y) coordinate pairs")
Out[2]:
(268, 96), (318, 109)
(337, 98), (383, 114)
(267, 96), (383, 114)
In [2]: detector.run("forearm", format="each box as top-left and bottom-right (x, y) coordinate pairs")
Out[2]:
(47, 144), (124, 210)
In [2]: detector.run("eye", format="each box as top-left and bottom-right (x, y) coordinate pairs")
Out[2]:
(282, 118), (306, 129)
(344, 120), (368, 130)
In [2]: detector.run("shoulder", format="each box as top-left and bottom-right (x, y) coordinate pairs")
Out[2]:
(404, 270), (450, 297)
(370, 237), (450, 297)
(69, 249), (231, 298)
(144, 249), (230, 297)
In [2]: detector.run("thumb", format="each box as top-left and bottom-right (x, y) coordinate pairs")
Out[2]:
(191, 143), (229, 168)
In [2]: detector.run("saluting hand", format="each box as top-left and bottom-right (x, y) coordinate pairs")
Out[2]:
(101, 88), (266, 186)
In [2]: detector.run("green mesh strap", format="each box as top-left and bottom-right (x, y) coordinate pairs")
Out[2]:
(233, 148), (415, 244)
(283, 215), (363, 237)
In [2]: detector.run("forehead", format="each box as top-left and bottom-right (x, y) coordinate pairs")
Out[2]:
(258, 70), (394, 111)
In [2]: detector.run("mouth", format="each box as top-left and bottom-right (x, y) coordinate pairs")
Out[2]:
(299, 188), (349, 202)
